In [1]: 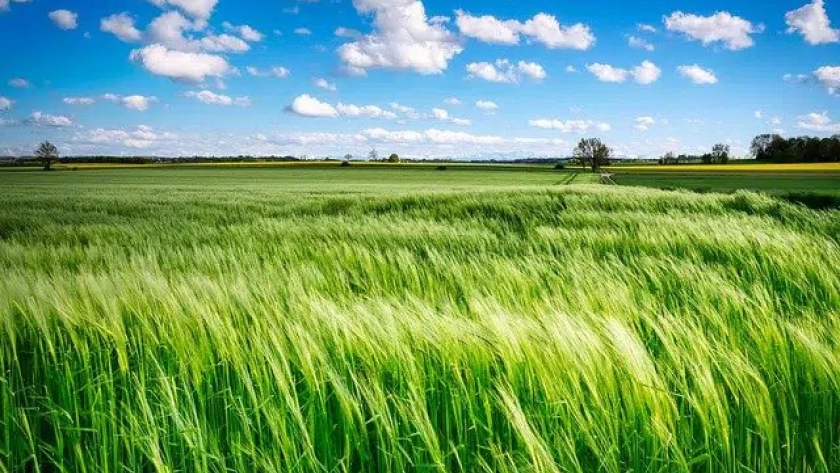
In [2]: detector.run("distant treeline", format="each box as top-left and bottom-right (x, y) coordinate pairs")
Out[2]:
(751, 134), (840, 163)
(0, 155), (303, 167)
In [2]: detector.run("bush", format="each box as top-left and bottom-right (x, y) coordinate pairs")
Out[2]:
(340, 161), (351, 167)
(436, 166), (447, 171)
(554, 163), (566, 170)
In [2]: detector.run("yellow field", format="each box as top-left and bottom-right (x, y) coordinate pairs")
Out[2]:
(614, 162), (840, 172)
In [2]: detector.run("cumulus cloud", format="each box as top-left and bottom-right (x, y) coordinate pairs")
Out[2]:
(315, 78), (337, 91)
(586, 60), (661, 84)
(430, 107), (470, 125)
(796, 111), (840, 132)
(0, 96), (12, 110)
(476, 100), (499, 112)
(677, 64), (718, 84)
(63, 97), (96, 106)
(247, 66), (290, 78)
(390, 103), (422, 119)
(664, 11), (763, 50)
(121, 95), (157, 111)
(335, 27), (361, 38)
(73, 125), (177, 150)
(638, 23), (657, 33)
(466, 59), (546, 83)
(754, 110), (763, 119)
(634, 116), (656, 131)
(8, 78), (29, 88)
(443, 97), (461, 105)
(455, 10), (595, 49)
(814, 65), (840, 94)
(222, 21), (263, 41)
(25, 112), (74, 127)
(785, 0), (839, 45)
(628, 35), (654, 51)
(185, 90), (250, 106)
(565, 65), (578, 73)
(337, 0), (463, 75)
(146, 11), (250, 53)
(528, 118), (611, 133)
(130, 44), (231, 82)
(0, 0), (31, 13)
(49, 9), (78, 30)
(288, 95), (339, 118)
(336, 103), (397, 119)
(294, 27), (312, 35)
(148, 0), (218, 20)
(101, 13), (144, 42)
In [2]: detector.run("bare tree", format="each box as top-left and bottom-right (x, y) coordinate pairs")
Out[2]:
(368, 148), (378, 161)
(573, 138), (611, 172)
(35, 141), (59, 171)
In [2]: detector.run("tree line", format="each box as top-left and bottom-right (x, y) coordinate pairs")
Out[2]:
(751, 134), (840, 163)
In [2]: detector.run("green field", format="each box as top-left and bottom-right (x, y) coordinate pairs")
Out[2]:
(612, 169), (840, 208)
(2, 166), (839, 472)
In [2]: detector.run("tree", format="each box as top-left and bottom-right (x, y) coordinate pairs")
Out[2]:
(388, 153), (400, 163)
(343, 153), (353, 161)
(368, 148), (378, 161)
(35, 141), (59, 171)
(573, 138), (611, 172)
(712, 143), (730, 164)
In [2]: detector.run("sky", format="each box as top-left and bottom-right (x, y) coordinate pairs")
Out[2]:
(0, 0), (838, 159)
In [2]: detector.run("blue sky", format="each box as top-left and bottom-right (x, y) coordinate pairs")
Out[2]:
(0, 0), (838, 159)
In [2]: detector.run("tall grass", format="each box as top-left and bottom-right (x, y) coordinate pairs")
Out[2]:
(1, 169), (838, 472)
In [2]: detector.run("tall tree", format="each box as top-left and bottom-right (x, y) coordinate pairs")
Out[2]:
(35, 141), (59, 171)
(573, 138), (611, 172)
(712, 143), (730, 164)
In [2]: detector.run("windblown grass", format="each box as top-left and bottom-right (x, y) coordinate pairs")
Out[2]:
(1, 168), (838, 472)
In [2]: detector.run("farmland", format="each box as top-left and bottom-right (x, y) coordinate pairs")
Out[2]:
(1, 165), (839, 472)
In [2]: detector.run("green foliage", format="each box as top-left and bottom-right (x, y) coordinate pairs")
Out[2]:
(0, 167), (839, 473)
(34, 141), (59, 171)
(752, 134), (840, 163)
(388, 153), (400, 163)
(573, 138), (611, 171)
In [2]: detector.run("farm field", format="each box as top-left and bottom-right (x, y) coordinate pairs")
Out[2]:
(1, 166), (839, 472)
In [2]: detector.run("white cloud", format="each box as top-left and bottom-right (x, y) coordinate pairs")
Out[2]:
(390, 103), (422, 119)
(101, 13), (143, 42)
(146, 11), (250, 53)
(528, 118), (611, 133)
(455, 11), (595, 50)
(148, 0), (218, 20)
(634, 116), (656, 131)
(444, 97), (461, 105)
(289, 94), (339, 118)
(63, 97), (96, 106)
(247, 66), (290, 78)
(9, 78), (29, 88)
(314, 78), (337, 91)
(185, 90), (250, 106)
(222, 22), (263, 42)
(121, 95), (157, 111)
(586, 60), (660, 84)
(520, 13), (595, 50)
(476, 100), (499, 111)
(814, 65), (840, 94)
(336, 103), (397, 119)
(677, 64), (718, 84)
(466, 59), (546, 83)
(0, 0), (31, 13)
(26, 112), (73, 127)
(74, 125), (177, 150)
(770, 117), (783, 126)
(628, 35), (654, 51)
(450, 118), (471, 126)
(638, 23), (657, 33)
(294, 27), (312, 35)
(49, 10), (78, 30)
(565, 65), (578, 73)
(431, 107), (449, 120)
(130, 44), (231, 82)
(664, 11), (763, 50)
(335, 27), (361, 38)
(754, 110), (763, 119)
(337, 0), (463, 75)
(455, 10), (521, 45)
(288, 95), (398, 120)
(0, 96), (12, 110)
(785, 0), (839, 45)
(796, 111), (840, 132)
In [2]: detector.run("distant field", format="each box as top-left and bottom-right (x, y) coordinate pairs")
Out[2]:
(1, 166), (838, 472)
(613, 162), (840, 172)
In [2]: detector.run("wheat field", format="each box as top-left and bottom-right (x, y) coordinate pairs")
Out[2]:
(1, 167), (838, 472)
